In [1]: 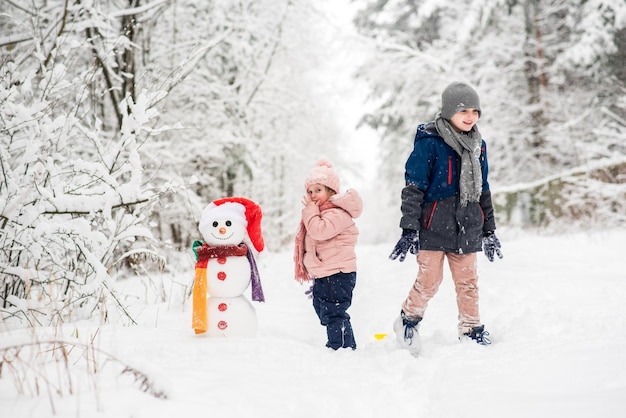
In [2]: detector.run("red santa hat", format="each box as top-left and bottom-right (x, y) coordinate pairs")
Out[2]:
(204, 197), (265, 252)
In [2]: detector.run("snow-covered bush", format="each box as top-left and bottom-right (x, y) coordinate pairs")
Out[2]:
(0, 54), (164, 327)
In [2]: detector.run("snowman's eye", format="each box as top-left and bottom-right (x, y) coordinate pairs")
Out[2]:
(212, 221), (218, 227)
(226, 220), (232, 226)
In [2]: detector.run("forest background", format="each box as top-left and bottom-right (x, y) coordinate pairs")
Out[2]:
(1, 0), (625, 329)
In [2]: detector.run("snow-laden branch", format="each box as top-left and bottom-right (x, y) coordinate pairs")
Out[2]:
(373, 39), (451, 73)
(40, 196), (150, 215)
(496, 157), (626, 194)
(106, 0), (170, 19)
(0, 32), (32, 48)
(245, 0), (290, 106)
(153, 28), (234, 98)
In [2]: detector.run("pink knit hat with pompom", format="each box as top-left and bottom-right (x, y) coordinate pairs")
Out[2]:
(304, 159), (340, 193)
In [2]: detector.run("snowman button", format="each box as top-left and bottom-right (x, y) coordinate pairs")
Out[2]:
(217, 271), (227, 281)
(217, 257), (227, 264)
(218, 320), (228, 330)
(218, 303), (228, 311)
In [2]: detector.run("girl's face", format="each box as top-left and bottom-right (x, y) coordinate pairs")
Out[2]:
(307, 183), (334, 205)
(449, 108), (480, 132)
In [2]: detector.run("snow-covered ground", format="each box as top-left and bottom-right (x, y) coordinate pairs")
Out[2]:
(1, 228), (625, 417)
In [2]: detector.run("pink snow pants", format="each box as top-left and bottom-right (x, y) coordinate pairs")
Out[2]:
(402, 250), (480, 334)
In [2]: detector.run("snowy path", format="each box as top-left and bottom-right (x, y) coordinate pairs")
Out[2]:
(1, 229), (625, 417)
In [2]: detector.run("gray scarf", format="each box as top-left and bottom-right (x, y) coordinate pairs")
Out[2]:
(435, 116), (483, 206)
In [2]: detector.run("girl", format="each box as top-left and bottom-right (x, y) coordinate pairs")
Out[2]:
(294, 160), (363, 350)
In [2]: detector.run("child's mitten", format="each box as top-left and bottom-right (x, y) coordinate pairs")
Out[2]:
(389, 229), (419, 262)
(482, 232), (503, 262)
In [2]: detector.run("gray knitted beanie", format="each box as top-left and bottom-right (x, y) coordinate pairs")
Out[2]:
(441, 82), (481, 120)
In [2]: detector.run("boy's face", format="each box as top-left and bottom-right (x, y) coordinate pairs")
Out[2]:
(449, 108), (480, 132)
(307, 183), (333, 206)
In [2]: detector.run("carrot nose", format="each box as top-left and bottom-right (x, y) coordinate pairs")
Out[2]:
(219, 227), (227, 234)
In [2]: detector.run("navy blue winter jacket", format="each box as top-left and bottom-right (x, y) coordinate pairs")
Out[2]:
(399, 122), (497, 254)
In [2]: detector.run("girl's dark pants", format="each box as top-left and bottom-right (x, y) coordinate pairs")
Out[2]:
(312, 272), (357, 350)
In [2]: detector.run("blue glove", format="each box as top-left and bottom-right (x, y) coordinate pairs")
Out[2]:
(389, 229), (419, 262)
(482, 232), (503, 262)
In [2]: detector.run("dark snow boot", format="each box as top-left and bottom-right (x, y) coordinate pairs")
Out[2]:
(461, 325), (492, 345)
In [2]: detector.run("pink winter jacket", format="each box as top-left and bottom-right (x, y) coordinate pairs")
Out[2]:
(301, 189), (363, 279)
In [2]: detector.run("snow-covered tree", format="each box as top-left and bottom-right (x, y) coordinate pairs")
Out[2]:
(351, 0), (626, 227)
(0, 0), (177, 326)
(0, 0), (350, 326)
(140, 0), (346, 250)
(0, 59), (164, 326)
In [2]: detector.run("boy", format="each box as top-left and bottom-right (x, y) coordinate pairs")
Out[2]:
(389, 82), (503, 355)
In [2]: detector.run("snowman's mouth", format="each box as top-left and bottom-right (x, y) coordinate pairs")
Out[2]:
(211, 232), (234, 241)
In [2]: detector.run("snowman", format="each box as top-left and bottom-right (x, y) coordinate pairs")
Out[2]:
(191, 197), (265, 337)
